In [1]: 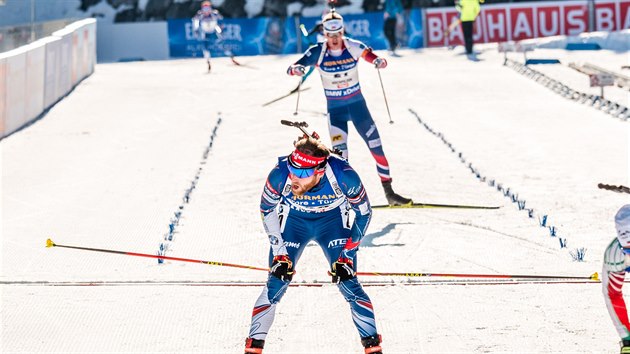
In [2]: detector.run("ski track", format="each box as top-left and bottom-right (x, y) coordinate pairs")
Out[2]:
(1, 44), (628, 352)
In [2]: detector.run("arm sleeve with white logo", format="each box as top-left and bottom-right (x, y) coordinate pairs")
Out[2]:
(338, 163), (371, 246)
(293, 44), (323, 67)
(260, 163), (288, 256)
(344, 38), (369, 60)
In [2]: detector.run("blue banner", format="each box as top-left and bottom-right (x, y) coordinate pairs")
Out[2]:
(168, 17), (292, 57)
(406, 8), (424, 49)
(167, 10), (423, 58)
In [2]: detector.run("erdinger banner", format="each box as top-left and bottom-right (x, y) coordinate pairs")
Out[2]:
(425, 0), (630, 48)
(168, 10), (424, 57)
(168, 17), (294, 57)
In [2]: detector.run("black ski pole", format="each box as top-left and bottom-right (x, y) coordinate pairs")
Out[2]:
(376, 68), (394, 124)
(293, 78), (302, 116)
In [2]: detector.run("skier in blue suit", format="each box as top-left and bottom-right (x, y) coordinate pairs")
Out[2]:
(288, 10), (412, 206)
(244, 135), (383, 354)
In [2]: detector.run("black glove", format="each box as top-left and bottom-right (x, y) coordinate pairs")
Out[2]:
(270, 255), (294, 281)
(329, 257), (356, 283)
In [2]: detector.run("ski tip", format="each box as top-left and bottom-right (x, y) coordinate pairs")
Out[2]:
(46, 238), (55, 248)
(590, 272), (599, 281)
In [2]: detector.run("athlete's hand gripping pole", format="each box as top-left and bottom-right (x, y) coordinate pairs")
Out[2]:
(270, 254), (295, 281)
(329, 257), (356, 283)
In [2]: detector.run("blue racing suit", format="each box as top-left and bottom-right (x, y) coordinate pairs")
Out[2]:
(291, 39), (393, 182)
(248, 154), (378, 340)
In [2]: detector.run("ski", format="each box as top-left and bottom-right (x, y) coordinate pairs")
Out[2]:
(230, 56), (242, 66)
(230, 56), (257, 69)
(262, 87), (310, 107)
(372, 202), (501, 210)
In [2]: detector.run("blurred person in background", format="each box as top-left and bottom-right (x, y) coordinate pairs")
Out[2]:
(383, 0), (403, 56)
(455, 0), (484, 59)
(191, 0), (227, 72)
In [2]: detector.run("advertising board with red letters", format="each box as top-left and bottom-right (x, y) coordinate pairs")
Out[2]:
(425, 0), (630, 47)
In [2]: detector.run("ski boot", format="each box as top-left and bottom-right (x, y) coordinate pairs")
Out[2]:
(621, 339), (630, 354)
(244, 338), (264, 354)
(382, 180), (412, 206)
(207, 59), (212, 73)
(361, 334), (383, 354)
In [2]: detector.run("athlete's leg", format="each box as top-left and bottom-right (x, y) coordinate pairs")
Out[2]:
(202, 36), (212, 72)
(348, 100), (391, 182)
(248, 211), (312, 340)
(314, 211), (379, 339)
(328, 106), (351, 159)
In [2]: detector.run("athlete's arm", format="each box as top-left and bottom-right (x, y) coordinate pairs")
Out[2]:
(287, 44), (321, 75)
(260, 164), (289, 256)
(340, 166), (372, 249)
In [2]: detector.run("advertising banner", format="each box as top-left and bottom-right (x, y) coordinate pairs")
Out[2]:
(425, 0), (630, 48)
(168, 11), (424, 57)
(168, 17), (293, 57)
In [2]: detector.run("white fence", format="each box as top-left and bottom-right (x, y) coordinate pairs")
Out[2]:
(0, 18), (96, 139)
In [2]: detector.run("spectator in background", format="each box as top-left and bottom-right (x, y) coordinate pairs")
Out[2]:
(455, 0), (484, 59)
(383, 0), (404, 56)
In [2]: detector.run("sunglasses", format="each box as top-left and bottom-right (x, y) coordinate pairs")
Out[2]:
(288, 162), (318, 178)
(325, 32), (341, 38)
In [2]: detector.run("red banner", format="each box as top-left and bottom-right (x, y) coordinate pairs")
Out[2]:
(425, 0), (630, 47)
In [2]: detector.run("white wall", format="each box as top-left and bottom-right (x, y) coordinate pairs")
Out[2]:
(0, 56), (6, 137)
(25, 40), (46, 123)
(0, 18), (97, 139)
(96, 21), (169, 63)
(3, 48), (26, 136)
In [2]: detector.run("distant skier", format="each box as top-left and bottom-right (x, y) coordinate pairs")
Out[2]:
(191, 0), (230, 72)
(287, 10), (412, 206)
(603, 204), (630, 353)
(244, 135), (383, 354)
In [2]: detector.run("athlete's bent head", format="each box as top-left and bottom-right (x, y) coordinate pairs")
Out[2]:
(287, 137), (329, 196)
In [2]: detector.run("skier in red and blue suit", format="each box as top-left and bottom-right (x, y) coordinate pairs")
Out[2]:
(287, 10), (411, 206)
(244, 136), (383, 354)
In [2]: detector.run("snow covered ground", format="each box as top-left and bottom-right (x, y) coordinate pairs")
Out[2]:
(1, 41), (629, 353)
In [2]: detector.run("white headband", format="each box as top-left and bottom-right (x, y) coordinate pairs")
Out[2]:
(323, 19), (344, 34)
